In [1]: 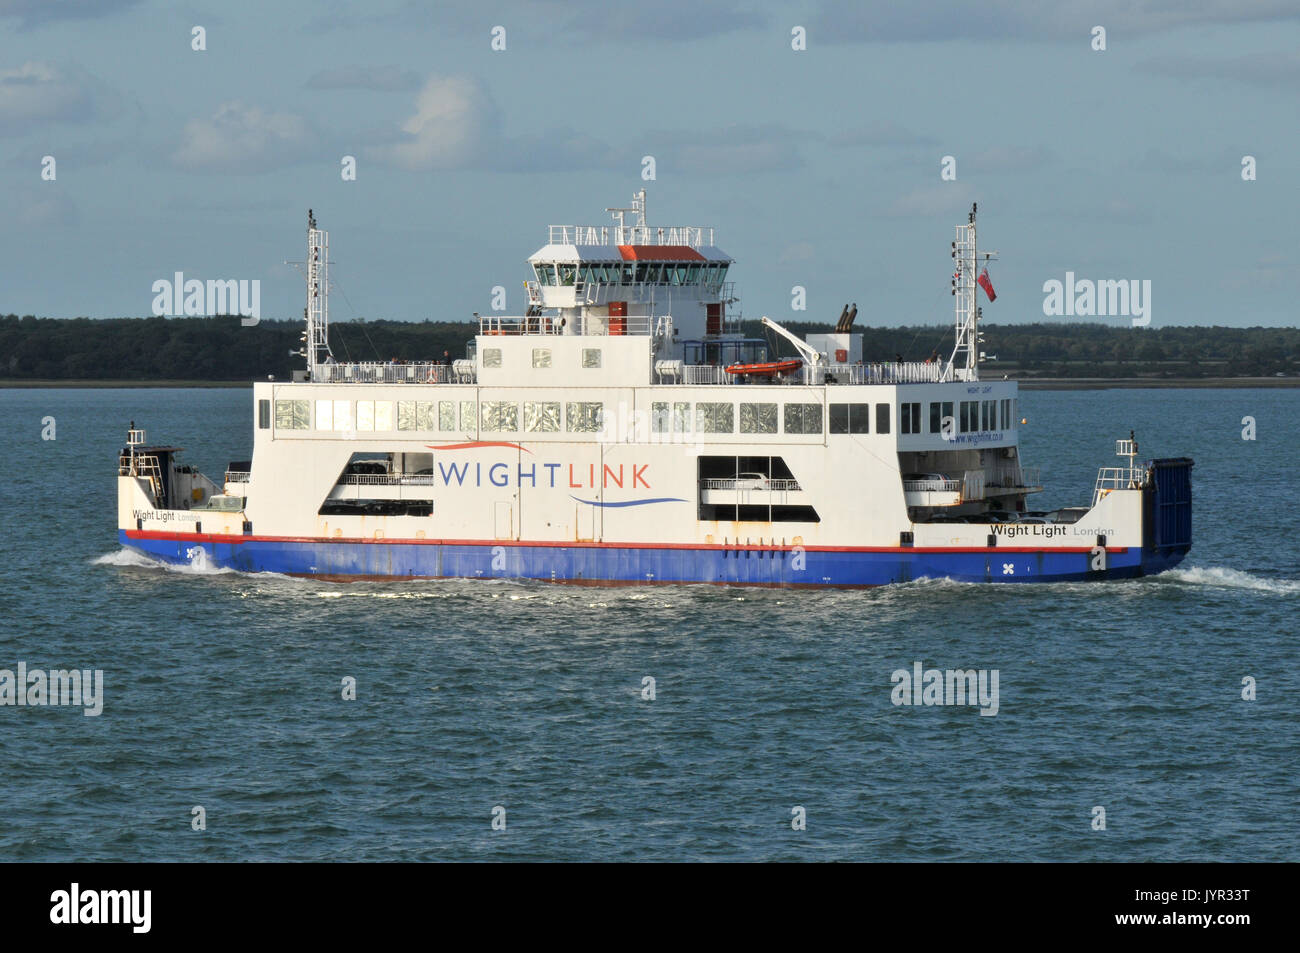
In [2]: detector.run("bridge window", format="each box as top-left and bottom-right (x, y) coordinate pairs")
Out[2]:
(533, 264), (555, 286)
(740, 402), (778, 434)
(532, 348), (551, 368)
(481, 401), (518, 432)
(581, 348), (601, 369)
(696, 402), (735, 433)
(524, 401), (561, 432)
(275, 399), (310, 430)
(567, 402), (604, 433)
(784, 403), (822, 435)
(1001, 398), (1012, 429)
(981, 399), (995, 430)
(900, 402), (921, 434)
(558, 264), (576, 286)
(876, 403), (890, 434)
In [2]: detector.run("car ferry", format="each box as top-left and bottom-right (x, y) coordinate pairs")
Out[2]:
(116, 194), (1192, 585)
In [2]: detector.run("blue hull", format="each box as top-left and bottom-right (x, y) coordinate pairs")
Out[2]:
(119, 531), (1188, 586)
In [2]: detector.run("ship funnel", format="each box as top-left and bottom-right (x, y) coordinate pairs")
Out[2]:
(845, 303), (858, 330)
(835, 304), (849, 332)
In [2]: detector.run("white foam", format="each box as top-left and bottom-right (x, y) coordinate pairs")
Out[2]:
(1156, 565), (1300, 595)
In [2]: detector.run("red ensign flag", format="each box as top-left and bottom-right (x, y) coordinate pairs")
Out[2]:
(978, 267), (997, 302)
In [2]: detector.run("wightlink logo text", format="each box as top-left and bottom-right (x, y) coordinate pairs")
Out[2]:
(890, 661), (999, 716)
(151, 272), (261, 325)
(1042, 271), (1151, 327)
(0, 662), (103, 716)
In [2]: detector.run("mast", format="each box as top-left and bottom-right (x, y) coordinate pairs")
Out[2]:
(949, 203), (996, 382)
(305, 209), (331, 378)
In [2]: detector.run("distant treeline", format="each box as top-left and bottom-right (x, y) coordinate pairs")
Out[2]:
(0, 313), (1297, 381)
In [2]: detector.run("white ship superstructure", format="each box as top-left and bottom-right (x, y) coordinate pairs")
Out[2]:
(116, 195), (1192, 584)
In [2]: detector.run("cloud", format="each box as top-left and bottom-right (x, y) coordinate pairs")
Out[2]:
(365, 75), (496, 170)
(806, 0), (1300, 43)
(15, 187), (78, 227)
(881, 184), (977, 218)
(0, 0), (140, 30)
(306, 65), (422, 92)
(828, 121), (939, 148)
(1137, 51), (1300, 88)
(550, 0), (767, 41)
(171, 101), (315, 172)
(0, 62), (102, 135)
(367, 78), (808, 176)
(964, 146), (1054, 174)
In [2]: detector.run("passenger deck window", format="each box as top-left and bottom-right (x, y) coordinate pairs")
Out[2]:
(740, 402), (777, 434)
(480, 401), (518, 432)
(524, 401), (560, 432)
(901, 402), (921, 435)
(567, 402), (604, 433)
(784, 403), (823, 435)
(696, 402), (735, 433)
(275, 399), (310, 430)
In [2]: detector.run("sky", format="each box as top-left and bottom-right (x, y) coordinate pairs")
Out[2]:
(1, 0), (1297, 330)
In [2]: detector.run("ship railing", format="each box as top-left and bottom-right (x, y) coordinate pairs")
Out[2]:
(701, 478), (802, 491)
(986, 465), (1041, 488)
(682, 365), (731, 385)
(575, 314), (652, 335)
(1093, 465), (1146, 507)
(810, 362), (944, 385)
(479, 315), (564, 335)
(902, 470), (986, 501)
(338, 474), (436, 486)
(903, 478), (962, 493)
(224, 470), (251, 484)
(312, 363), (472, 384)
(548, 224), (715, 247)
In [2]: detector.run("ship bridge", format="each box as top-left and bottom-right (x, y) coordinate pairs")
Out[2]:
(516, 189), (736, 341)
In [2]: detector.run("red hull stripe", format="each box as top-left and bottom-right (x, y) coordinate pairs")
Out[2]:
(123, 530), (1126, 555)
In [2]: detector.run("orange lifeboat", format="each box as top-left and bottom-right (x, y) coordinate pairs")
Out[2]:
(724, 359), (803, 377)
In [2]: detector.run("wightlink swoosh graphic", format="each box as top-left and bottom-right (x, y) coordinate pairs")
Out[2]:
(427, 441), (532, 453)
(570, 495), (687, 508)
